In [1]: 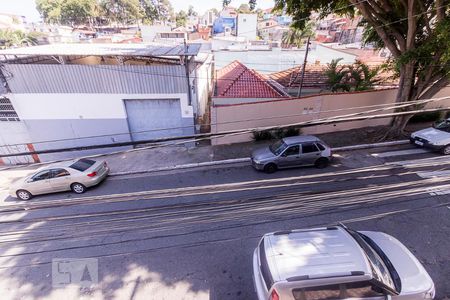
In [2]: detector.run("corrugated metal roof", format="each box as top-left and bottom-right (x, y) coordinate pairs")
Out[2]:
(0, 43), (201, 58)
(4, 64), (188, 94)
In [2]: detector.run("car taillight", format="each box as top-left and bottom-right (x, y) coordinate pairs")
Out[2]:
(87, 171), (97, 177)
(270, 289), (279, 300)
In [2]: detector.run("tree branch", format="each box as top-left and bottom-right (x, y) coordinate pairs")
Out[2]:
(419, 74), (450, 100)
(351, 0), (402, 57)
(406, 0), (417, 50)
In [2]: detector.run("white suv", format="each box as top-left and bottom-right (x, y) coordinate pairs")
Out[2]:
(410, 119), (450, 155)
(253, 226), (435, 300)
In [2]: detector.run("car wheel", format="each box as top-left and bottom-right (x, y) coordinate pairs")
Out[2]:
(71, 183), (86, 194)
(16, 189), (32, 201)
(264, 163), (277, 174)
(442, 145), (450, 155)
(315, 157), (329, 169)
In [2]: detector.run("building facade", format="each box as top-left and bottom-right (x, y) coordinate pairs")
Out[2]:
(0, 43), (213, 164)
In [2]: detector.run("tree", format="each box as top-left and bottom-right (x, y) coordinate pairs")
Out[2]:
(223, 0), (231, 8)
(325, 58), (381, 92)
(187, 5), (197, 17)
(238, 4), (251, 14)
(0, 29), (38, 49)
(153, 0), (174, 24)
(60, 0), (97, 26)
(272, 0), (450, 137)
(175, 10), (187, 27)
(100, 0), (143, 25)
(282, 22), (314, 47)
(36, 0), (63, 24)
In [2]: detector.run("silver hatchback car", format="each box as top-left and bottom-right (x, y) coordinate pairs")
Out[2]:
(253, 226), (435, 300)
(251, 136), (332, 173)
(9, 158), (110, 200)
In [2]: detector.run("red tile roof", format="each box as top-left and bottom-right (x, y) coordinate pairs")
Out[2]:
(215, 61), (287, 98)
(270, 65), (329, 89)
(270, 63), (398, 89)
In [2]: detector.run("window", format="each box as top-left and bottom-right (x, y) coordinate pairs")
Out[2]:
(0, 97), (19, 121)
(293, 281), (385, 300)
(283, 145), (300, 156)
(51, 168), (70, 178)
(345, 281), (384, 298)
(302, 143), (319, 154)
(31, 170), (51, 182)
(269, 141), (288, 155)
(316, 143), (326, 151)
(69, 159), (96, 172)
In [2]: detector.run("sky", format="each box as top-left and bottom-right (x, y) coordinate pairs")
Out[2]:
(0, 0), (275, 22)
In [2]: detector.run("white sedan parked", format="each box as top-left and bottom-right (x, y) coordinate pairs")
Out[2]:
(9, 158), (109, 200)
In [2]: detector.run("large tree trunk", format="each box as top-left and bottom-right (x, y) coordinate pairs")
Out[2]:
(383, 62), (416, 138)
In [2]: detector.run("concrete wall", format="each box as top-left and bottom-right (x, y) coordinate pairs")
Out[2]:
(3, 92), (194, 162)
(211, 89), (399, 145)
(211, 87), (450, 145)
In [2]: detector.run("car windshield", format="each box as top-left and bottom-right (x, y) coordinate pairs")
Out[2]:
(434, 120), (450, 132)
(347, 230), (401, 295)
(269, 141), (288, 155)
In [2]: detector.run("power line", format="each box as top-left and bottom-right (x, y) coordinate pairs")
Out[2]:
(0, 94), (440, 148)
(1, 95), (449, 159)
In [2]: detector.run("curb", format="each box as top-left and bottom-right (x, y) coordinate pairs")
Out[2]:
(109, 157), (251, 176)
(110, 139), (411, 176)
(332, 140), (409, 151)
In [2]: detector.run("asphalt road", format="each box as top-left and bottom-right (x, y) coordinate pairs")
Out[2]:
(0, 146), (449, 300)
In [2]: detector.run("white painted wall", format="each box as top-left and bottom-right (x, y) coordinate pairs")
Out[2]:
(237, 14), (257, 40)
(9, 93), (194, 120)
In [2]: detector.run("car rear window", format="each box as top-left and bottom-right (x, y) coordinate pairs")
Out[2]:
(69, 159), (96, 172)
(259, 239), (274, 290)
(293, 281), (385, 300)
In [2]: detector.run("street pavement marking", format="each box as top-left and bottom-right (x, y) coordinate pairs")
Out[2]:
(427, 187), (450, 196)
(416, 170), (450, 179)
(371, 148), (429, 158)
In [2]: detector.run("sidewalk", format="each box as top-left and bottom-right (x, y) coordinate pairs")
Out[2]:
(0, 124), (421, 201)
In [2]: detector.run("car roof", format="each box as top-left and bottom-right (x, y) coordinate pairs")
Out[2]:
(264, 227), (371, 282)
(282, 135), (320, 145)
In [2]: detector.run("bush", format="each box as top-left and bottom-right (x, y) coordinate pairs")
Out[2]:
(252, 129), (273, 141)
(252, 127), (301, 141)
(409, 110), (446, 123)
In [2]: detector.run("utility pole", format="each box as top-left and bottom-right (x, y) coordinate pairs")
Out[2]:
(297, 36), (311, 98)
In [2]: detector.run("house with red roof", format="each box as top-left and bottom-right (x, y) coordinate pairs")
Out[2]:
(214, 61), (289, 105)
(270, 65), (330, 96)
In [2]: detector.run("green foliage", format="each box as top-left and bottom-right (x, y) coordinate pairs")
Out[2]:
(35, 0), (171, 26)
(0, 29), (38, 49)
(282, 22), (314, 47)
(100, 0), (143, 25)
(252, 127), (301, 141)
(325, 59), (381, 92)
(175, 10), (187, 27)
